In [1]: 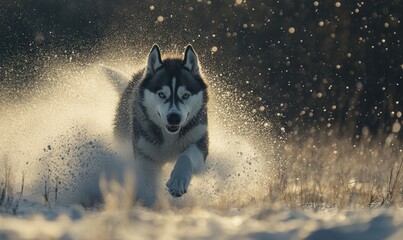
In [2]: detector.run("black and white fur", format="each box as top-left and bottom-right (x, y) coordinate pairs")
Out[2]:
(113, 45), (208, 206)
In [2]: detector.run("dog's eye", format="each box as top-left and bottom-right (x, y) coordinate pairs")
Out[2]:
(158, 92), (166, 99)
(182, 93), (190, 100)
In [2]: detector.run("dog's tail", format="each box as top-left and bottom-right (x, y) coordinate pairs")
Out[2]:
(101, 65), (131, 94)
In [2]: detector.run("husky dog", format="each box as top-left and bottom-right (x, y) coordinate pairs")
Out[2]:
(112, 45), (208, 206)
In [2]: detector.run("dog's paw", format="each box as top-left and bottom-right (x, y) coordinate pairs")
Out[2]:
(166, 155), (192, 197)
(166, 175), (190, 197)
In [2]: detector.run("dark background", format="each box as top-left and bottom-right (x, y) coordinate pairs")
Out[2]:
(1, 0), (402, 141)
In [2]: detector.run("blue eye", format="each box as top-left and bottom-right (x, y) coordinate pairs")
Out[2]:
(158, 92), (166, 99)
(182, 93), (190, 99)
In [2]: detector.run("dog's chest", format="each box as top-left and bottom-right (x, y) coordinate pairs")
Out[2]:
(136, 134), (188, 163)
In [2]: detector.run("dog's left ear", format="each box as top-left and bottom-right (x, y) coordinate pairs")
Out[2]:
(183, 45), (200, 76)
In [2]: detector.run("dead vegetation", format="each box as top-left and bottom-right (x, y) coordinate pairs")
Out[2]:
(2, 128), (403, 214)
(0, 159), (25, 215)
(269, 130), (403, 209)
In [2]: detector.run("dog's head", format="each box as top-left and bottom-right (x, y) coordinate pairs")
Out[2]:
(140, 45), (207, 134)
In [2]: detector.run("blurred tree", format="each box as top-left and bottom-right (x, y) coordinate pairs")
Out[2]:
(0, 0), (401, 139)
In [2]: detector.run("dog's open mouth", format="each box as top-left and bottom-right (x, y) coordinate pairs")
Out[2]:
(166, 125), (181, 133)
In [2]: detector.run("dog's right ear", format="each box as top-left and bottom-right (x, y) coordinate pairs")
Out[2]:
(146, 45), (163, 75)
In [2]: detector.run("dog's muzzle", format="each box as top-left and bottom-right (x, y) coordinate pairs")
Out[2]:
(165, 113), (184, 134)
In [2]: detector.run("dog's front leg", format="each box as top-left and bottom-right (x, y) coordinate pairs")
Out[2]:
(134, 157), (161, 207)
(166, 144), (205, 197)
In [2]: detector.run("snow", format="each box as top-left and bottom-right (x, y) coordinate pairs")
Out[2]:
(1, 56), (402, 239)
(1, 204), (403, 239)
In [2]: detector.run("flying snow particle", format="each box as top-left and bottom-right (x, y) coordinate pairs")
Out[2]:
(318, 21), (324, 27)
(34, 32), (45, 44)
(288, 27), (295, 34)
(259, 106), (265, 112)
(150, 5), (155, 10)
(211, 46), (218, 53)
(392, 121), (401, 133)
(157, 16), (164, 22)
(336, 64), (341, 69)
(235, 0), (243, 4)
(335, 2), (341, 8)
(313, 1), (319, 7)
(356, 82), (363, 90)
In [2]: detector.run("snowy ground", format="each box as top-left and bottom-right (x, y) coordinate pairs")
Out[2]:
(1, 59), (403, 239)
(1, 203), (403, 239)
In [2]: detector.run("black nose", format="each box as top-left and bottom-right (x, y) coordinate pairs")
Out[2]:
(167, 113), (181, 125)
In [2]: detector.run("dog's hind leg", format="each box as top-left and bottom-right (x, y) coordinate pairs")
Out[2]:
(134, 157), (161, 207)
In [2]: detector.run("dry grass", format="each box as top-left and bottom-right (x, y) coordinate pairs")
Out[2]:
(3, 128), (402, 214)
(99, 171), (135, 212)
(269, 129), (403, 209)
(0, 159), (25, 214)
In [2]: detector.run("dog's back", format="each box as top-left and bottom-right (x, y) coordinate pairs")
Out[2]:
(114, 70), (144, 140)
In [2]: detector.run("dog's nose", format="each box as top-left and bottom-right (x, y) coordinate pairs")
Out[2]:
(167, 113), (181, 125)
